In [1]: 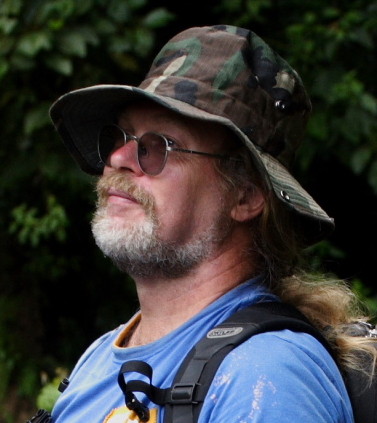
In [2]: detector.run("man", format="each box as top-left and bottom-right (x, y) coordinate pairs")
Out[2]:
(49, 25), (357, 422)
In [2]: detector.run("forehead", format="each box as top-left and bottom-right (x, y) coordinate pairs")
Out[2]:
(118, 100), (235, 150)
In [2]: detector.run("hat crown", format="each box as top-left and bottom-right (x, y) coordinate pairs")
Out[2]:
(139, 25), (312, 168)
(49, 25), (334, 244)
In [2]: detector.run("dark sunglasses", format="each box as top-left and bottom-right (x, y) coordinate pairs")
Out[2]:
(97, 124), (235, 176)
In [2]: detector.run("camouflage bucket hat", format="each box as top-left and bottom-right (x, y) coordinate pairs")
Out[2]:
(50, 25), (334, 244)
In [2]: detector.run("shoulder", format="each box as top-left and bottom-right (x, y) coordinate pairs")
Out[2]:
(199, 330), (354, 423)
(68, 325), (123, 379)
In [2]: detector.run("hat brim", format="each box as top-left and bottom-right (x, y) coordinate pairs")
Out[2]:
(50, 84), (334, 244)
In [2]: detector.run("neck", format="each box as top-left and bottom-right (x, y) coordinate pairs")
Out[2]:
(127, 238), (258, 346)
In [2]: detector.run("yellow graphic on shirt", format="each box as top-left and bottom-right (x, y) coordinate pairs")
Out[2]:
(104, 406), (158, 423)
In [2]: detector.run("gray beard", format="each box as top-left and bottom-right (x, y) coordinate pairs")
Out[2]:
(91, 172), (232, 279)
(91, 204), (230, 279)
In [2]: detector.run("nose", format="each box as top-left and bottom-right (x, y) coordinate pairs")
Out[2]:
(104, 140), (143, 176)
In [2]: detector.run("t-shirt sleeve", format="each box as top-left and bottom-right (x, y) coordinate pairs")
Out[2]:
(198, 330), (354, 423)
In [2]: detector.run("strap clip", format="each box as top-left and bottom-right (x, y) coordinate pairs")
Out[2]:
(170, 383), (200, 404)
(126, 392), (150, 422)
(26, 409), (52, 423)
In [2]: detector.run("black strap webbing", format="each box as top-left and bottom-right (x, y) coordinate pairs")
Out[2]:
(164, 302), (333, 423)
(343, 350), (377, 423)
(118, 302), (333, 423)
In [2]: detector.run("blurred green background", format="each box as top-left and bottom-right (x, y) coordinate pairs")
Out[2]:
(1, 0), (376, 421)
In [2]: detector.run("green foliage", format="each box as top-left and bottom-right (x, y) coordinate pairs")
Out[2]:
(217, 0), (377, 193)
(352, 279), (377, 321)
(284, 3), (377, 193)
(36, 368), (68, 411)
(0, 0), (173, 418)
(10, 195), (68, 247)
(36, 383), (60, 413)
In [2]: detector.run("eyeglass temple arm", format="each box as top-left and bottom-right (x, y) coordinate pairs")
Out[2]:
(167, 146), (241, 161)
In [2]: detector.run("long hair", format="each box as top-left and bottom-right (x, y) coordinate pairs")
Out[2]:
(216, 141), (377, 381)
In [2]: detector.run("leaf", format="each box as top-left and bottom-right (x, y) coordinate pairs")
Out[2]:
(128, 0), (148, 10)
(133, 28), (154, 56)
(0, 0), (22, 15)
(93, 17), (117, 36)
(77, 26), (99, 46)
(349, 27), (374, 49)
(16, 31), (51, 57)
(35, 0), (76, 23)
(0, 59), (9, 80)
(24, 103), (51, 136)
(350, 147), (372, 174)
(58, 31), (88, 57)
(44, 54), (73, 75)
(36, 383), (61, 412)
(0, 16), (17, 35)
(142, 8), (175, 28)
(107, 0), (131, 23)
(9, 196), (68, 247)
(36, 369), (68, 411)
(360, 92), (377, 114)
(9, 53), (35, 70)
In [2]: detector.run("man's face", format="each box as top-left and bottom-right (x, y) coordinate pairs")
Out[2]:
(91, 101), (236, 278)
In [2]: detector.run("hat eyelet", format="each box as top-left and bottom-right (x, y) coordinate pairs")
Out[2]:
(280, 190), (290, 202)
(275, 100), (287, 111)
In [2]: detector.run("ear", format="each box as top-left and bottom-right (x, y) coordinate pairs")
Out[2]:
(230, 185), (265, 222)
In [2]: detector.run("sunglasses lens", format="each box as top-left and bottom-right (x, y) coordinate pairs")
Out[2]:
(138, 133), (167, 175)
(98, 126), (168, 175)
(98, 125), (125, 165)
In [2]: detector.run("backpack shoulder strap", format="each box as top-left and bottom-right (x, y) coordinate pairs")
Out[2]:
(342, 347), (377, 423)
(118, 302), (329, 423)
(163, 301), (333, 423)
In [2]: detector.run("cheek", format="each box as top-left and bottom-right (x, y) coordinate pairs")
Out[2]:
(163, 177), (226, 228)
(155, 185), (198, 229)
(150, 189), (201, 243)
(149, 161), (231, 239)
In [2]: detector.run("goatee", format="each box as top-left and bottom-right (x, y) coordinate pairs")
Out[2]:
(91, 173), (231, 279)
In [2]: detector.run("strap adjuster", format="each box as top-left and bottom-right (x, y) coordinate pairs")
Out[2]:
(170, 383), (200, 404)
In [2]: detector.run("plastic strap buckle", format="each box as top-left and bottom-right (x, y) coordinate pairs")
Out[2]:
(170, 383), (200, 404)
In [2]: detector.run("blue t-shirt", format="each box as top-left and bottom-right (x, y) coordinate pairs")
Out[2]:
(51, 278), (354, 422)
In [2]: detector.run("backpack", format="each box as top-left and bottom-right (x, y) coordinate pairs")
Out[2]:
(118, 302), (377, 423)
(27, 302), (377, 423)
